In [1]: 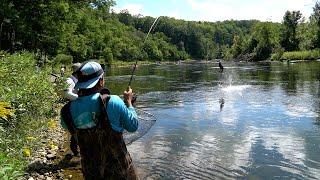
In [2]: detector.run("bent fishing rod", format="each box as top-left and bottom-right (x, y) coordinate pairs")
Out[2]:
(124, 18), (160, 143)
(127, 16), (161, 88)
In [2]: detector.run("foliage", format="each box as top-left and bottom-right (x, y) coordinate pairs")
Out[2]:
(270, 47), (284, 61)
(230, 35), (245, 58)
(2, 0), (320, 63)
(253, 23), (273, 60)
(281, 50), (320, 60)
(0, 53), (59, 178)
(0, 1), (260, 61)
(0, 102), (15, 123)
(0, 52), (57, 119)
(0, 152), (24, 180)
(312, 2), (320, 48)
(229, 22), (280, 61)
(297, 21), (317, 50)
(281, 11), (302, 51)
(53, 54), (73, 65)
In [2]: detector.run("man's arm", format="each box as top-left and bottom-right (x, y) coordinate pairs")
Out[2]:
(63, 78), (78, 100)
(121, 87), (138, 132)
(64, 89), (78, 100)
(120, 104), (138, 132)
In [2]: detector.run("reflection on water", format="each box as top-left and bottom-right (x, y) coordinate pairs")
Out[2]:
(106, 61), (320, 179)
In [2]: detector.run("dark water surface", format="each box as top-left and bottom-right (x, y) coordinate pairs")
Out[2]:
(106, 61), (320, 179)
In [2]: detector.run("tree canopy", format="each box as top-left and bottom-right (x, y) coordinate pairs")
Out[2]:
(1, 0), (320, 62)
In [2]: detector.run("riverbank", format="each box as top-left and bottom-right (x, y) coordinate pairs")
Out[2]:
(269, 50), (320, 62)
(0, 52), (67, 179)
(281, 50), (320, 61)
(24, 107), (68, 180)
(24, 113), (85, 180)
(110, 59), (192, 68)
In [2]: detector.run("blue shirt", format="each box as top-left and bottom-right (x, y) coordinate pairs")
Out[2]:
(61, 93), (138, 132)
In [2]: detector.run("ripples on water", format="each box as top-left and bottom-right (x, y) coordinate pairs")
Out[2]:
(108, 62), (320, 179)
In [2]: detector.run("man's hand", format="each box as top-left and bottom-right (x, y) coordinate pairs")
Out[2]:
(124, 86), (134, 107)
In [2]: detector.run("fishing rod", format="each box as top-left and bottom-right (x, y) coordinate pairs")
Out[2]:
(128, 16), (161, 88)
(123, 18), (161, 143)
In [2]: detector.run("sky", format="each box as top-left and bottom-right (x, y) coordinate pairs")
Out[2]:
(112, 0), (317, 22)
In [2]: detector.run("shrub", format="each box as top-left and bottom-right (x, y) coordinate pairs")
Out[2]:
(0, 52), (58, 119)
(53, 54), (73, 65)
(0, 52), (59, 178)
(270, 48), (284, 61)
(281, 50), (320, 60)
(103, 48), (113, 65)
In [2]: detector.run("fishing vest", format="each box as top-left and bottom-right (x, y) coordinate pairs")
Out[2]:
(61, 89), (138, 180)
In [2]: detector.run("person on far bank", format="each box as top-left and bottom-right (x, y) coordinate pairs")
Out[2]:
(60, 61), (139, 179)
(218, 60), (224, 73)
(63, 63), (82, 156)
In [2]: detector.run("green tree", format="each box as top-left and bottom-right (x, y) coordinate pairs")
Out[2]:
(118, 10), (135, 26)
(251, 23), (274, 60)
(311, 2), (320, 48)
(281, 10), (302, 51)
(297, 20), (317, 50)
(230, 35), (244, 58)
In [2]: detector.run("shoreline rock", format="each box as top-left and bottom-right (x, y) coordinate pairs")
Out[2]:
(24, 107), (71, 180)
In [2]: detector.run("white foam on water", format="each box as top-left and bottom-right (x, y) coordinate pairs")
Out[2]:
(285, 104), (318, 118)
(221, 85), (251, 93)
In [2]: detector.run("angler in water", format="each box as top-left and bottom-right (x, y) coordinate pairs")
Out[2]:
(60, 61), (138, 179)
(218, 60), (224, 72)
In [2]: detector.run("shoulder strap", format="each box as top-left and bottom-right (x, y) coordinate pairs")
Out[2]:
(61, 102), (76, 134)
(61, 89), (111, 131)
(97, 94), (111, 128)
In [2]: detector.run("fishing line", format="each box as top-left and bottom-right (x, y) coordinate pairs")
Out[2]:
(128, 16), (161, 87)
(123, 17), (161, 143)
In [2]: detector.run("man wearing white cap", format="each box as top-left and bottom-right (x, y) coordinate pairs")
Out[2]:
(63, 62), (81, 157)
(60, 61), (138, 179)
(63, 63), (82, 101)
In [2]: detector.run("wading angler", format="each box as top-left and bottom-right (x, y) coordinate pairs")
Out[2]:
(60, 61), (139, 179)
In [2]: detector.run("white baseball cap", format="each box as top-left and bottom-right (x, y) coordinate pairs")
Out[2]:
(75, 61), (104, 89)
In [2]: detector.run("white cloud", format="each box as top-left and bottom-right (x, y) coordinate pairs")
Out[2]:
(167, 10), (181, 19)
(112, 3), (144, 15)
(186, 0), (315, 22)
(113, 0), (316, 22)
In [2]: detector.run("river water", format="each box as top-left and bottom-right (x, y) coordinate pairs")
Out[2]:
(106, 61), (320, 179)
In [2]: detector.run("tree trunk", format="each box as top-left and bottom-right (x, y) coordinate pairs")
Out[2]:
(10, 28), (15, 53)
(0, 21), (3, 49)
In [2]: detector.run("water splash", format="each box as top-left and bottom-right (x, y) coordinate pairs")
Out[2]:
(221, 85), (251, 93)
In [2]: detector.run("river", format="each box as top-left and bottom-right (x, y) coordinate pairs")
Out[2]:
(105, 61), (320, 179)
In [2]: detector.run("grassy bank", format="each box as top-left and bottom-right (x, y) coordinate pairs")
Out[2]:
(109, 59), (191, 68)
(282, 50), (320, 60)
(110, 60), (154, 68)
(0, 52), (61, 179)
(271, 50), (320, 61)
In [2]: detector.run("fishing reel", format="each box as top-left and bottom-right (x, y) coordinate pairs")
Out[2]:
(132, 95), (137, 104)
(123, 95), (137, 107)
(123, 93), (137, 106)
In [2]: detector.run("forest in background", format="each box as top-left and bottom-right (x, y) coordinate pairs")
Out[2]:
(2, 0), (320, 65)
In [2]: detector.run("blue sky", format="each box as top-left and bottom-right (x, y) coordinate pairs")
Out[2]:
(112, 0), (316, 22)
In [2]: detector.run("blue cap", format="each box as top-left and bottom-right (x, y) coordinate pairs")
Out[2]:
(75, 61), (104, 89)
